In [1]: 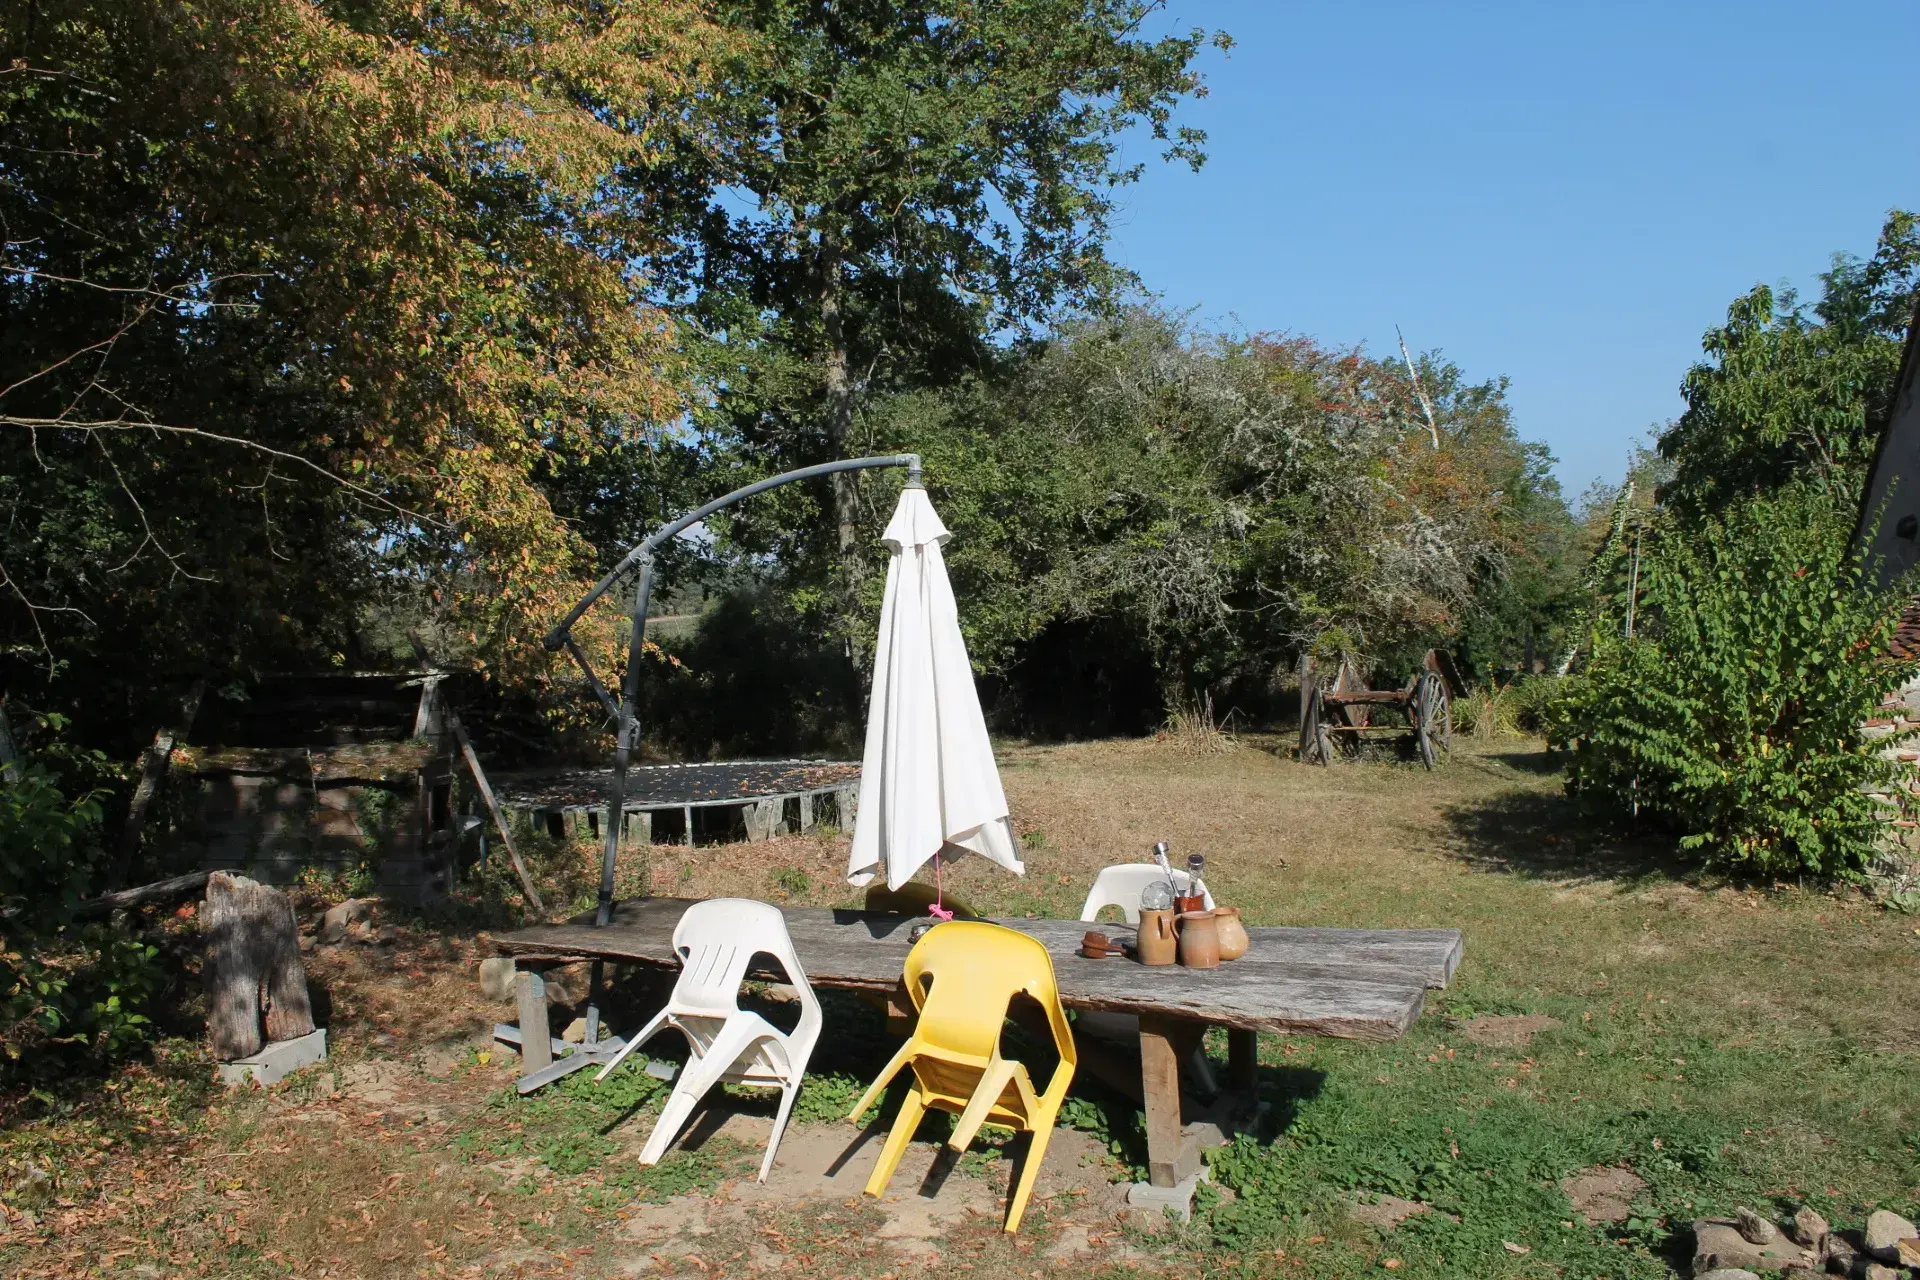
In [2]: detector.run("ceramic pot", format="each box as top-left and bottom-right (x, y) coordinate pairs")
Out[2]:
(1213, 906), (1250, 961)
(1136, 909), (1179, 966)
(1178, 910), (1221, 969)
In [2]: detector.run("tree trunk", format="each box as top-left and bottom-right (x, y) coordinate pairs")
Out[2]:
(204, 872), (316, 1059)
(818, 228), (868, 663)
(107, 679), (205, 892)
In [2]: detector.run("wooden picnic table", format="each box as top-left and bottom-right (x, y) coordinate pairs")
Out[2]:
(495, 899), (1462, 1190)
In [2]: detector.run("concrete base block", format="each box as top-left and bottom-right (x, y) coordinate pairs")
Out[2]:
(1127, 1166), (1211, 1222)
(218, 1028), (328, 1088)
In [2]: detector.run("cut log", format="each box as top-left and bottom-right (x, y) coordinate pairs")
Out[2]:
(204, 872), (316, 1060)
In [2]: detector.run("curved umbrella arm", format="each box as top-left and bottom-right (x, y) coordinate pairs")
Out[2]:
(543, 453), (922, 653)
(540, 453), (923, 930)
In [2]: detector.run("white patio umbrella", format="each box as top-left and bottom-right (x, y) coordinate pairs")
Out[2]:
(846, 485), (1023, 899)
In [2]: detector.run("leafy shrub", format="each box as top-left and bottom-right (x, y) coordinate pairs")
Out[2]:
(1552, 485), (1915, 878)
(0, 715), (113, 927)
(0, 713), (164, 1074)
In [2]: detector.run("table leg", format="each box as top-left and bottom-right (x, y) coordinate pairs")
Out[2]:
(1228, 1027), (1258, 1094)
(515, 970), (551, 1073)
(1139, 1013), (1201, 1188)
(885, 982), (916, 1038)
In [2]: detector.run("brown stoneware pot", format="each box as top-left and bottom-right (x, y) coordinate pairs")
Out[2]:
(1136, 909), (1179, 966)
(1213, 906), (1250, 961)
(1178, 909), (1221, 969)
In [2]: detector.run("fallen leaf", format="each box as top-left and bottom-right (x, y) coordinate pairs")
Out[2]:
(1382, 1260), (1402, 1270)
(1503, 1241), (1531, 1255)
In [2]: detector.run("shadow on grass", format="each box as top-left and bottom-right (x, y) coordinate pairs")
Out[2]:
(1255, 1063), (1327, 1138)
(1441, 787), (1690, 884)
(1482, 748), (1562, 776)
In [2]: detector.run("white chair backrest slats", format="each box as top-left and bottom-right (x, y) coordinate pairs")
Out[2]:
(1079, 864), (1215, 924)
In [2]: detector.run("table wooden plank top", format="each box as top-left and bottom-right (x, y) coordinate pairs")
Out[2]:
(495, 899), (1463, 1042)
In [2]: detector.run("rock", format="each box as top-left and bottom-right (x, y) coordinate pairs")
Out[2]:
(1789, 1207), (1830, 1250)
(1697, 1271), (1762, 1280)
(318, 898), (373, 945)
(1779, 1269), (1825, 1280)
(1862, 1265), (1903, 1280)
(562, 1018), (588, 1044)
(10, 1164), (53, 1207)
(1864, 1211), (1918, 1262)
(375, 923), (400, 946)
(1822, 1232), (1857, 1275)
(1694, 1219), (1817, 1274)
(1894, 1238), (1920, 1268)
(479, 957), (518, 1003)
(1737, 1207), (1779, 1245)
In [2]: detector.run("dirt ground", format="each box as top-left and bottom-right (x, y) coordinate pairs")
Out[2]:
(5, 734), (1918, 1279)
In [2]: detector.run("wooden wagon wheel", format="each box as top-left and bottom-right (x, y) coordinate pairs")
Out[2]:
(1299, 685), (1335, 765)
(1413, 671), (1444, 770)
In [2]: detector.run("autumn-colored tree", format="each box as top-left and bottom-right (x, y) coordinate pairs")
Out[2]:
(1, 0), (724, 746)
(852, 308), (1575, 725)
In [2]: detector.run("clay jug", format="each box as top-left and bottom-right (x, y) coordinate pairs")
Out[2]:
(1136, 909), (1179, 966)
(1213, 906), (1250, 961)
(1178, 910), (1221, 969)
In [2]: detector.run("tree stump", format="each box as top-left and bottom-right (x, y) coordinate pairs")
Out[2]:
(204, 872), (316, 1060)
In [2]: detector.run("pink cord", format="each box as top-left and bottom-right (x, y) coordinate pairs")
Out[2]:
(928, 851), (954, 921)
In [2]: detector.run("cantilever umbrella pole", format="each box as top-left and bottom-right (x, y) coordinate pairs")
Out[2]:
(524, 454), (918, 1084)
(542, 454), (923, 931)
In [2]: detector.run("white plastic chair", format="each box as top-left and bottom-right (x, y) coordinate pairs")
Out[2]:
(594, 898), (821, 1182)
(1079, 864), (1214, 924)
(1077, 864), (1220, 1095)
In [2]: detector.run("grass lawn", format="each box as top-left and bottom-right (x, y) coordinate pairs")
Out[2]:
(4, 736), (1917, 1278)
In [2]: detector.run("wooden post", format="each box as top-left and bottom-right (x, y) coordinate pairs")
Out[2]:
(798, 792), (815, 834)
(447, 715), (544, 916)
(1228, 1028), (1259, 1094)
(107, 680), (206, 892)
(683, 805), (694, 848)
(515, 970), (551, 1073)
(1294, 652), (1313, 735)
(204, 873), (316, 1060)
(405, 632), (542, 913)
(1139, 1014), (1200, 1188)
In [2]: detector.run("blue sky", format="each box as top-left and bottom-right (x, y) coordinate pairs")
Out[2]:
(1108, 0), (1918, 504)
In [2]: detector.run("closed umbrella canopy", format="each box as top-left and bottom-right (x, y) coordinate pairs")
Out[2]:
(847, 486), (1023, 892)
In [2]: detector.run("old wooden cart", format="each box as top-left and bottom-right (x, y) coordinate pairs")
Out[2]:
(1299, 652), (1458, 770)
(494, 899), (1462, 1201)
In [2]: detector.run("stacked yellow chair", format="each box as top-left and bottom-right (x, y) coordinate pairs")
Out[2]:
(848, 920), (1076, 1233)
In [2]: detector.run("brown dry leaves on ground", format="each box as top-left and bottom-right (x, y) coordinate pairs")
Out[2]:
(8, 736), (1920, 1278)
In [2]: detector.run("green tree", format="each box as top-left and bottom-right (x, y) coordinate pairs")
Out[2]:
(647, 1), (1225, 648)
(860, 308), (1574, 715)
(1553, 484), (1915, 878)
(1657, 211), (1919, 521)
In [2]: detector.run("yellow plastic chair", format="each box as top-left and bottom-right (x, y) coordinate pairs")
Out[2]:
(847, 920), (1076, 1233)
